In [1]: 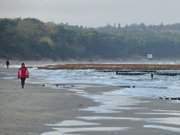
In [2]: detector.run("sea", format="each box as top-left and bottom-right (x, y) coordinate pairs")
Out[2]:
(27, 67), (180, 98)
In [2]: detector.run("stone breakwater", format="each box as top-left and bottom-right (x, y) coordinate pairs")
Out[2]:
(38, 64), (180, 71)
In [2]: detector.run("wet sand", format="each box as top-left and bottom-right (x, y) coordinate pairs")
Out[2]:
(1, 67), (180, 135)
(0, 68), (97, 135)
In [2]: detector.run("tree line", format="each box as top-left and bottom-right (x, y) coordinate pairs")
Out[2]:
(1, 18), (180, 60)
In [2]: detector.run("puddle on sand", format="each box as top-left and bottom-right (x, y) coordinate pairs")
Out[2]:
(42, 127), (129, 135)
(78, 116), (142, 121)
(46, 120), (99, 127)
(42, 89), (148, 135)
(153, 109), (180, 113)
(42, 119), (130, 135)
(81, 90), (147, 114)
(146, 117), (180, 126)
(137, 112), (180, 116)
(144, 125), (180, 133)
(69, 89), (87, 94)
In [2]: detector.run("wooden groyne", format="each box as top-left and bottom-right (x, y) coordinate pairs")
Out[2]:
(38, 64), (180, 71)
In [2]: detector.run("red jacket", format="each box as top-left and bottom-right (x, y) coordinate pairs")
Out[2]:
(18, 67), (29, 79)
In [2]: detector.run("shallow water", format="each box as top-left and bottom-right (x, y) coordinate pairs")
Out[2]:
(3, 67), (180, 134)
(41, 87), (180, 135)
(29, 69), (180, 134)
(144, 125), (180, 133)
(29, 68), (180, 98)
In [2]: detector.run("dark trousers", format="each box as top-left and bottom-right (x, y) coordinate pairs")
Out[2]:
(21, 78), (26, 88)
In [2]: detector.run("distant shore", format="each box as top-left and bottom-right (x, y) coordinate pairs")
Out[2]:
(38, 63), (180, 70)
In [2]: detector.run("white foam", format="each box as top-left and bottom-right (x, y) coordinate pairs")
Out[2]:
(137, 112), (180, 116)
(144, 125), (180, 133)
(153, 109), (180, 113)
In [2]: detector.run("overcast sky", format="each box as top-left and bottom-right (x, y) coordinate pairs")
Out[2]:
(0, 0), (180, 27)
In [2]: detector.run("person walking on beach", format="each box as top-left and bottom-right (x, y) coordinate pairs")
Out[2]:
(18, 63), (29, 88)
(6, 60), (10, 69)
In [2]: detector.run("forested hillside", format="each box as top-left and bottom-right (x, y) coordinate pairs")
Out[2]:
(1, 18), (180, 60)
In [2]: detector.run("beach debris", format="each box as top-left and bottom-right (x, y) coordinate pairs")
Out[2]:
(132, 85), (136, 88)
(55, 84), (60, 87)
(54, 84), (75, 88)
(159, 97), (180, 101)
(118, 85), (131, 88)
(156, 72), (180, 76)
(78, 104), (84, 107)
(116, 71), (146, 75)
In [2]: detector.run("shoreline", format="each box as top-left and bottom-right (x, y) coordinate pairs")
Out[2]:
(0, 67), (99, 135)
(2, 67), (180, 135)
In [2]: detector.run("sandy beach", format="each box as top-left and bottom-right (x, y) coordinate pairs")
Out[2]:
(0, 67), (97, 135)
(1, 66), (180, 135)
